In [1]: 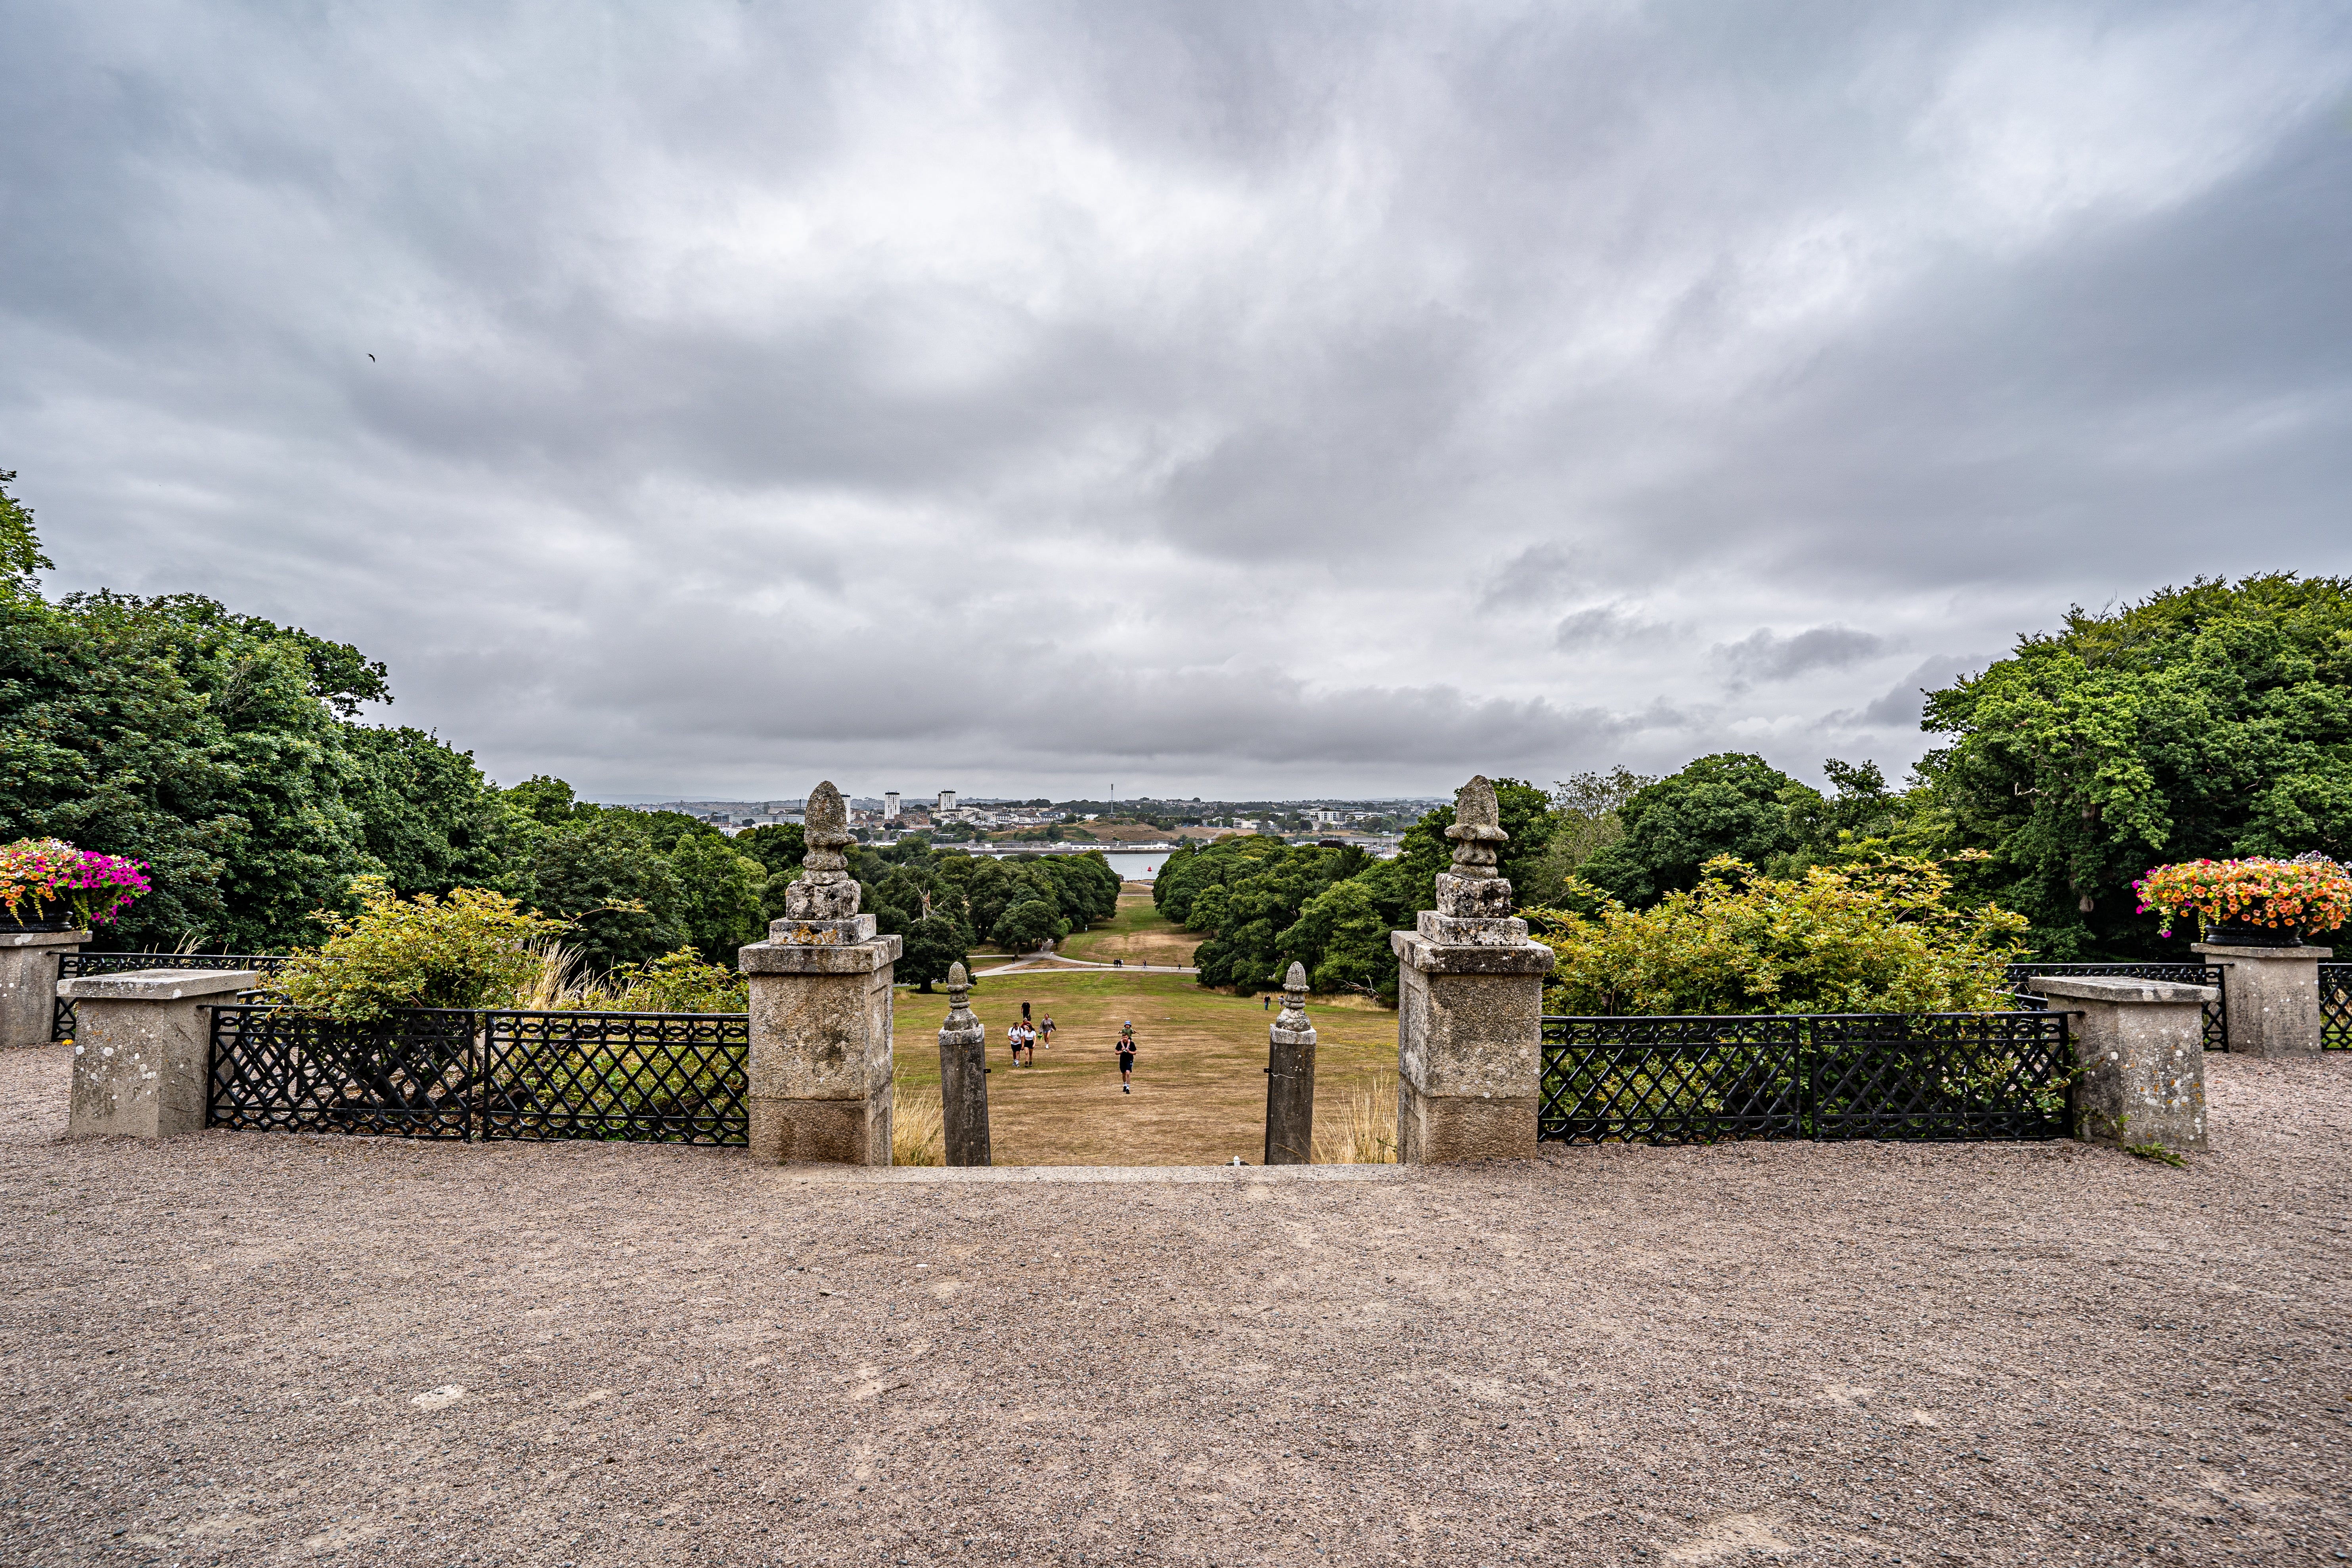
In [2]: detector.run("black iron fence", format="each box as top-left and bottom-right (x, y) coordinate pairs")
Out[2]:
(2004, 962), (2227, 1051)
(1539, 1011), (2073, 1145)
(482, 1010), (749, 1143)
(2323, 964), (2350, 1050)
(206, 1005), (748, 1145)
(54, 952), (294, 1042)
(208, 1005), (478, 1138)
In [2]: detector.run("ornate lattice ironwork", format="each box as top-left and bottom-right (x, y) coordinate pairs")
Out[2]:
(1539, 1017), (1806, 1143)
(204, 1005), (753, 1144)
(1540, 1011), (2073, 1145)
(207, 1005), (478, 1138)
(1807, 1013), (2072, 1141)
(53, 952), (291, 1041)
(2322, 964), (2351, 1051)
(2005, 962), (2228, 1052)
(480, 1010), (749, 1145)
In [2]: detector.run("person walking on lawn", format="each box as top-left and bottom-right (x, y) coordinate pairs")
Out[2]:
(1116, 1019), (1136, 1093)
(1040, 1011), (1056, 1046)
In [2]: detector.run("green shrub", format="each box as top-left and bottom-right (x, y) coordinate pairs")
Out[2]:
(272, 875), (570, 1022)
(1529, 852), (2029, 1016)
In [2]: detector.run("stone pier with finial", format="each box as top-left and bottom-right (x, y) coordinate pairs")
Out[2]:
(737, 781), (903, 1164)
(1389, 775), (1558, 1162)
(1263, 961), (1317, 1165)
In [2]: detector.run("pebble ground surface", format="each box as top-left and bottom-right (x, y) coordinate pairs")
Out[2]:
(3, 1043), (2348, 1567)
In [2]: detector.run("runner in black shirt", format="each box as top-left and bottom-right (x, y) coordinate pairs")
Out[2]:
(1116, 1020), (1135, 1093)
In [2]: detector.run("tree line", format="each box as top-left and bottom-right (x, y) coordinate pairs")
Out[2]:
(1158, 573), (2352, 996)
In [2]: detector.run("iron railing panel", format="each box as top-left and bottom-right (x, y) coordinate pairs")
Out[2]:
(1541, 1012), (2072, 1145)
(1808, 1013), (2071, 1141)
(54, 952), (292, 1041)
(2004, 963), (2228, 1052)
(1540, 1016), (1805, 1144)
(481, 1010), (750, 1145)
(2322, 963), (2350, 1050)
(207, 1005), (478, 1138)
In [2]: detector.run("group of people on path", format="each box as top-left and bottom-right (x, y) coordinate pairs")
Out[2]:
(1005, 1002), (1054, 1066)
(1003, 1001), (1137, 1091)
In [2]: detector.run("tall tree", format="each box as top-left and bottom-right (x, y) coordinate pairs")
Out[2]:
(1921, 573), (2352, 957)
(1577, 754), (1821, 907)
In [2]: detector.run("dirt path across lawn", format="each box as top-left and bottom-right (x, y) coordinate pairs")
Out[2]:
(2, 1047), (2348, 1568)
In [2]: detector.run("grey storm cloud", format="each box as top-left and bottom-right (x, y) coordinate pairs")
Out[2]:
(4, 1), (2350, 800)
(1716, 626), (1892, 685)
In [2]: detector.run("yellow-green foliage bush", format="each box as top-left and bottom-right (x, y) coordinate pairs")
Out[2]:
(273, 876), (571, 1021)
(593, 947), (749, 1014)
(1529, 852), (2030, 1016)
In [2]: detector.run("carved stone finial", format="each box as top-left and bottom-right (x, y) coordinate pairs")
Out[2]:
(782, 780), (862, 925)
(944, 960), (974, 1024)
(801, 781), (853, 876)
(1444, 774), (1507, 878)
(1276, 961), (1310, 1033)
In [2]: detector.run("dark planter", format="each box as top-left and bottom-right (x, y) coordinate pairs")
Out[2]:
(0, 899), (77, 934)
(2204, 921), (2304, 948)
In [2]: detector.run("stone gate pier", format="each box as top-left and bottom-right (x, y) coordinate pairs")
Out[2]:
(2191, 939), (2333, 1057)
(739, 782), (901, 1164)
(1391, 776), (1556, 1162)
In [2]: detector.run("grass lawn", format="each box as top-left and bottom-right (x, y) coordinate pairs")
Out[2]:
(1053, 891), (1201, 967)
(890, 969), (1399, 1166)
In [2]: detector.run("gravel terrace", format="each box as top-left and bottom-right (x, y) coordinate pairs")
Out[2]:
(2, 1043), (2348, 1567)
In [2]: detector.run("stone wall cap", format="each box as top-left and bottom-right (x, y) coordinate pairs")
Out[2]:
(2189, 942), (2333, 960)
(57, 967), (260, 1001)
(2029, 975), (2218, 1005)
(4, 928), (92, 949)
(740, 937), (904, 975)
(1391, 929), (1556, 976)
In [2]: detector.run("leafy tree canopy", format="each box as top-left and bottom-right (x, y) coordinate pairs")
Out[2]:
(1919, 573), (2352, 957)
(1578, 753), (1823, 907)
(0, 471), (53, 584)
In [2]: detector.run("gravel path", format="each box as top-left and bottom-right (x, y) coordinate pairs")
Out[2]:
(2, 1043), (2348, 1566)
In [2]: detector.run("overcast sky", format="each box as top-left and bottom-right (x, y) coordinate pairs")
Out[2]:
(6, 2), (2350, 803)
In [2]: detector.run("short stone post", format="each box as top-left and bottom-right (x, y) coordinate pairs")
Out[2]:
(2029, 974), (2216, 1153)
(2, 929), (90, 1048)
(60, 967), (258, 1137)
(1263, 961), (1316, 1165)
(937, 961), (990, 1167)
(2190, 941), (2333, 1057)
(738, 782), (903, 1165)
(1389, 776), (1557, 1163)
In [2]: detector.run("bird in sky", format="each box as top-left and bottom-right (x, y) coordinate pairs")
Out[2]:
(367, 353), (375, 362)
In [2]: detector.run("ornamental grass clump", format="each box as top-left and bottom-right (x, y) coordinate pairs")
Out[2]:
(272, 876), (572, 1022)
(1527, 852), (2030, 1016)
(518, 941), (749, 1013)
(2133, 854), (2352, 939)
(0, 838), (150, 927)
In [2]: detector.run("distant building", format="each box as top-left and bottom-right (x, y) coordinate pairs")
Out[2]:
(884, 791), (900, 820)
(938, 789), (958, 813)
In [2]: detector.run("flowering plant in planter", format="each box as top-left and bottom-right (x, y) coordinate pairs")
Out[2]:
(2134, 854), (2352, 941)
(0, 838), (153, 929)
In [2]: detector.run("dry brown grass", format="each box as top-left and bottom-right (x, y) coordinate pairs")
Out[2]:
(1312, 1075), (1399, 1164)
(513, 941), (622, 1011)
(890, 968), (1400, 1166)
(1053, 892), (1204, 967)
(890, 1074), (945, 1166)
